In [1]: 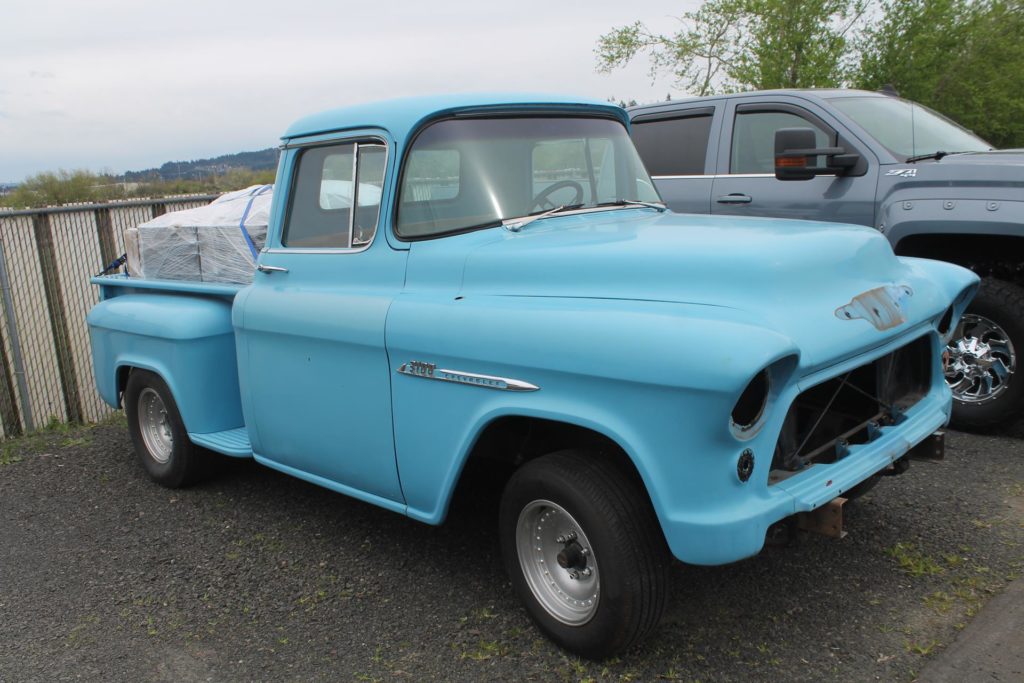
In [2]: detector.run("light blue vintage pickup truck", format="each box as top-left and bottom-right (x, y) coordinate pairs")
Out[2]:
(87, 94), (978, 657)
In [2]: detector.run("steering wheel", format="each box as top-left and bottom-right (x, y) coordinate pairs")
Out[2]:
(531, 180), (585, 211)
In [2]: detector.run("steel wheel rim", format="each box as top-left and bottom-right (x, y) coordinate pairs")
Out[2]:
(138, 387), (173, 463)
(945, 313), (1017, 404)
(515, 499), (599, 626)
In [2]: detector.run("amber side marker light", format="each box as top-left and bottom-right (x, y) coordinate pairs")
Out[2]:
(775, 155), (808, 168)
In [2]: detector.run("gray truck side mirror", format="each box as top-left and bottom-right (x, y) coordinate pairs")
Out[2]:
(774, 127), (861, 180)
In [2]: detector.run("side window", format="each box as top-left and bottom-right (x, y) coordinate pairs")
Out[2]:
(283, 141), (386, 249)
(630, 114), (713, 176)
(730, 110), (830, 174)
(353, 144), (386, 246)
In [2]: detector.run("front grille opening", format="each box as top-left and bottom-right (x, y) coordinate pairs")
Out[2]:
(770, 336), (931, 483)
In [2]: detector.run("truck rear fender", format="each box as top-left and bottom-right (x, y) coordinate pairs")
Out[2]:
(87, 293), (244, 434)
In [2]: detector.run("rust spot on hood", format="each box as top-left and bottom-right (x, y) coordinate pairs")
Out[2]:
(835, 285), (914, 331)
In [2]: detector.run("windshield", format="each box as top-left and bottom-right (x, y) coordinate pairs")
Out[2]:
(396, 116), (661, 238)
(827, 95), (991, 159)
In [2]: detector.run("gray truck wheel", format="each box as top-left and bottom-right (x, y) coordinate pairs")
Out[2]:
(499, 450), (670, 659)
(947, 278), (1024, 431)
(124, 369), (208, 488)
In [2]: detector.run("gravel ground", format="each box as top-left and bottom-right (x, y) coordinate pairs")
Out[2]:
(1, 417), (1021, 683)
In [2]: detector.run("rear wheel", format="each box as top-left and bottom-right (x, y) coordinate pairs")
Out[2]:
(947, 278), (1024, 431)
(124, 369), (208, 488)
(499, 450), (670, 659)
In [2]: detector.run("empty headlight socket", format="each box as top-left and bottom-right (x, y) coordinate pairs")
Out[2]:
(731, 369), (771, 439)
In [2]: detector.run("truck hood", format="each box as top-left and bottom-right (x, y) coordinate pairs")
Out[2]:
(458, 209), (974, 372)
(931, 149), (1024, 167)
(884, 150), (1024, 186)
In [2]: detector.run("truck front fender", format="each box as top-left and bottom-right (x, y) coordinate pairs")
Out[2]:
(881, 197), (1024, 248)
(387, 294), (800, 542)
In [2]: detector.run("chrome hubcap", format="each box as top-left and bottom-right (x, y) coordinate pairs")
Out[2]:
(944, 314), (1016, 404)
(515, 500), (599, 625)
(138, 388), (173, 463)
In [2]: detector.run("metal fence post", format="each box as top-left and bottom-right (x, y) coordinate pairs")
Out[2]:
(94, 207), (118, 266)
(0, 236), (31, 433)
(32, 212), (83, 424)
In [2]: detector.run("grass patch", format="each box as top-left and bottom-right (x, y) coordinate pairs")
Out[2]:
(904, 639), (939, 656)
(456, 639), (509, 661)
(0, 443), (22, 466)
(0, 411), (127, 464)
(886, 543), (945, 576)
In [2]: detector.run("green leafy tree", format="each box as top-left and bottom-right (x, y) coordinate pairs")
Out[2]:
(856, 0), (1024, 148)
(1, 167), (276, 209)
(2, 169), (127, 208)
(596, 0), (866, 95)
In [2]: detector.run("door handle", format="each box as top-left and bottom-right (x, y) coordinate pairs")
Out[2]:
(716, 193), (752, 204)
(257, 264), (289, 274)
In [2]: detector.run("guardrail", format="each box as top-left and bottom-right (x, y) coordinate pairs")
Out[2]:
(0, 195), (218, 437)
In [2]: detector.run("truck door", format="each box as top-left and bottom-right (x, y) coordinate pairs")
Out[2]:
(710, 99), (878, 227)
(237, 136), (408, 505)
(630, 105), (720, 214)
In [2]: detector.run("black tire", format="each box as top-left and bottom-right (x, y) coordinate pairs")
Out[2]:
(948, 278), (1024, 432)
(124, 369), (208, 488)
(499, 450), (670, 659)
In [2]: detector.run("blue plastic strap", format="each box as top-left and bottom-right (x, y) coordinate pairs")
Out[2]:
(237, 184), (272, 260)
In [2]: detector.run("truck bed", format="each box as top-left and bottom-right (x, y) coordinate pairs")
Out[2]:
(92, 273), (244, 301)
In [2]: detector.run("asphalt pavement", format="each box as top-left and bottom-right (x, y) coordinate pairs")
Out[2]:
(1, 418), (1021, 682)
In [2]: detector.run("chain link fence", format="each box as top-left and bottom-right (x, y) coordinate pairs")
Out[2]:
(0, 196), (218, 438)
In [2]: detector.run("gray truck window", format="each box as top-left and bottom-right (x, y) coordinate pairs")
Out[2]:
(731, 111), (829, 174)
(631, 115), (712, 176)
(283, 142), (386, 249)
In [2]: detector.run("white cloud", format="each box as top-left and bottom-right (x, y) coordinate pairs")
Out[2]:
(0, 0), (698, 181)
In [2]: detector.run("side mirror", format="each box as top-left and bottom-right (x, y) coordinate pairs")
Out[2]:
(774, 127), (861, 181)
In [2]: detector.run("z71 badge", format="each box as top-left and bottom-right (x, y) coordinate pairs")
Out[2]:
(885, 168), (917, 178)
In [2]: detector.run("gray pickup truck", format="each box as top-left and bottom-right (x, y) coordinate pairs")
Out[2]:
(630, 89), (1024, 431)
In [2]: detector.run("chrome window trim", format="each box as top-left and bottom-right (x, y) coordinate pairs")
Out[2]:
(279, 137), (389, 254)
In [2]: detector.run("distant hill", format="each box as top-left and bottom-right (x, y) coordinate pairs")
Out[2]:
(123, 148), (278, 182)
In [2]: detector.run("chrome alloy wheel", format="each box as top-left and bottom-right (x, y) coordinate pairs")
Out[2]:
(137, 387), (173, 463)
(516, 500), (600, 625)
(945, 314), (1017, 404)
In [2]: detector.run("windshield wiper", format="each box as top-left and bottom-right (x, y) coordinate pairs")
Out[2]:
(502, 204), (584, 232)
(597, 199), (668, 212)
(904, 150), (977, 163)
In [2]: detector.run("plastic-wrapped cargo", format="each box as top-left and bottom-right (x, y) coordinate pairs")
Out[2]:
(123, 227), (142, 278)
(130, 185), (273, 284)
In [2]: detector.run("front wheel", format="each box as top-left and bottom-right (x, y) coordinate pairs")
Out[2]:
(947, 278), (1024, 431)
(124, 369), (208, 488)
(499, 451), (670, 659)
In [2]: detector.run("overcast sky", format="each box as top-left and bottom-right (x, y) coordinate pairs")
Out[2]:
(0, 0), (702, 183)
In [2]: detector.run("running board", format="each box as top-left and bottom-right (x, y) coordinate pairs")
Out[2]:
(189, 427), (253, 458)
